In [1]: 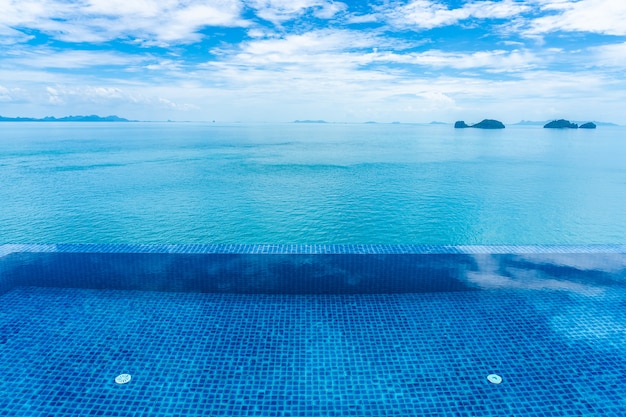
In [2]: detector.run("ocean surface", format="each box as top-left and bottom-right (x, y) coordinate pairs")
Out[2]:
(1, 122), (625, 245)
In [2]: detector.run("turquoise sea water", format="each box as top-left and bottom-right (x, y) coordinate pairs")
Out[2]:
(1, 122), (625, 244)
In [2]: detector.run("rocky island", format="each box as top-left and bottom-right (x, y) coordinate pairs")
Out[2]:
(544, 119), (578, 129)
(454, 119), (505, 129)
(579, 122), (597, 129)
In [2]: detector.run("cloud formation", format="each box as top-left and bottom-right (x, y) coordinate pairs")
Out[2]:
(525, 0), (626, 37)
(1, 0), (247, 45)
(248, 0), (347, 23)
(0, 85), (16, 102)
(0, 0), (625, 122)
(378, 0), (531, 30)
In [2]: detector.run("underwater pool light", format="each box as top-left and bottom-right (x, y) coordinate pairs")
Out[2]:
(115, 374), (132, 385)
(487, 374), (503, 384)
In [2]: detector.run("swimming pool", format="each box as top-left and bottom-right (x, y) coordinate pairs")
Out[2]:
(1, 244), (626, 416)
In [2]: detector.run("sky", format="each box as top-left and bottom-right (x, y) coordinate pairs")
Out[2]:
(1, 0), (626, 123)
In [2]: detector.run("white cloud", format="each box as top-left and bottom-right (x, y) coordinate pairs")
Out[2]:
(46, 86), (64, 104)
(44, 84), (138, 106)
(212, 29), (383, 70)
(0, 25), (34, 44)
(157, 97), (199, 111)
(248, 0), (347, 23)
(40, 83), (197, 114)
(145, 59), (183, 72)
(0, 0), (247, 45)
(593, 42), (626, 67)
(373, 49), (541, 72)
(5, 48), (143, 69)
(0, 84), (32, 105)
(246, 29), (367, 54)
(464, 0), (533, 19)
(83, 0), (173, 17)
(0, 85), (16, 102)
(156, 3), (248, 42)
(313, 1), (347, 19)
(525, 0), (626, 36)
(417, 91), (456, 107)
(378, 0), (530, 30)
(345, 13), (378, 24)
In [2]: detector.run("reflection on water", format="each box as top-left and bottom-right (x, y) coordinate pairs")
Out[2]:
(465, 252), (626, 292)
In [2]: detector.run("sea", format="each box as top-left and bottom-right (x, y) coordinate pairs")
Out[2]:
(1, 121), (625, 245)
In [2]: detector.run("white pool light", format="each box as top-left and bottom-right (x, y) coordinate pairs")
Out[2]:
(487, 374), (502, 384)
(115, 374), (132, 385)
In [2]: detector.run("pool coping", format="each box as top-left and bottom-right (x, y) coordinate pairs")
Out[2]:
(2, 243), (626, 256)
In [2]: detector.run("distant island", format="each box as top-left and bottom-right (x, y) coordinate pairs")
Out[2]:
(0, 115), (134, 122)
(293, 120), (327, 124)
(544, 119), (579, 129)
(516, 120), (614, 127)
(454, 119), (505, 129)
(543, 119), (596, 129)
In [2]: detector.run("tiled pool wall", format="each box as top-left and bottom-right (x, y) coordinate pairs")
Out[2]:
(2, 244), (626, 294)
(2, 244), (626, 417)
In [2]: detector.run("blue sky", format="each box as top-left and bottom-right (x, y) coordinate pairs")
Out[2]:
(1, 0), (626, 123)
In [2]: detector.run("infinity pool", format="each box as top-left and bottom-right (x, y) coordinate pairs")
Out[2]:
(1, 244), (625, 416)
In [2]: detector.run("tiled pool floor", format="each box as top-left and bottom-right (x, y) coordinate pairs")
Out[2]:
(1, 286), (625, 416)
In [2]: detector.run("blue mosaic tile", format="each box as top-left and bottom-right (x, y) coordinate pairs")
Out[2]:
(2, 247), (626, 295)
(3, 243), (626, 256)
(1, 286), (625, 416)
(1, 244), (626, 415)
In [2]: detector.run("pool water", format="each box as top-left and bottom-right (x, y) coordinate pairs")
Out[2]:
(1, 245), (625, 416)
(1, 286), (625, 416)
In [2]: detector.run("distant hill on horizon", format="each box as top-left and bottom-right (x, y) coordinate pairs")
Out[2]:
(514, 120), (619, 126)
(0, 115), (134, 122)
